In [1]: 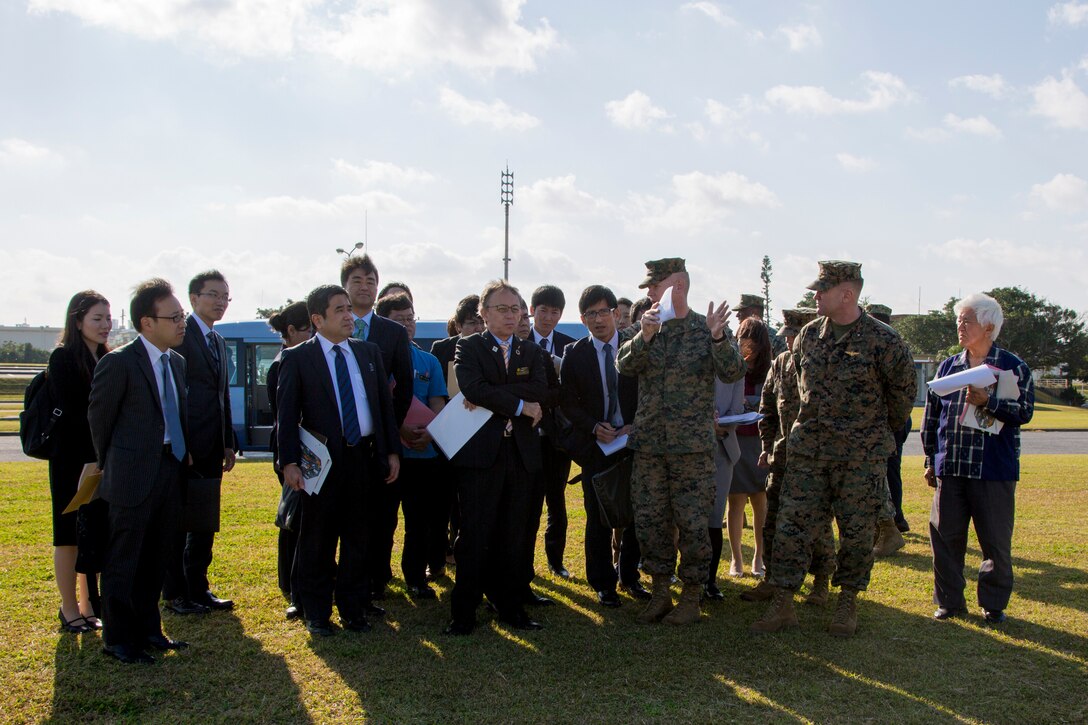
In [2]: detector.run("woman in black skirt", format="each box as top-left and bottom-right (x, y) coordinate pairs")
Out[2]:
(48, 290), (111, 633)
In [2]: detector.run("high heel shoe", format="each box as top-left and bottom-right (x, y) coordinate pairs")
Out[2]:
(58, 609), (92, 634)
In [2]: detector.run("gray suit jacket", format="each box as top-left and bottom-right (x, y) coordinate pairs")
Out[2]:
(88, 339), (189, 508)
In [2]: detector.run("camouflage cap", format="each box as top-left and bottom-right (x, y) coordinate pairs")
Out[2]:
(638, 257), (686, 289)
(806, 260), (863, 292)
(866, 303), (892, 319)
(734, 293), (765, 311)
(778, 307), (818, 338)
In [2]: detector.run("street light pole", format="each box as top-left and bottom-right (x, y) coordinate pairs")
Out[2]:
(501, 165), (514, 281)
(336, 241), (365, 259)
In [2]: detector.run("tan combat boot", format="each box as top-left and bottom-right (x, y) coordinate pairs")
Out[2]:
(828, 588), (858, 637)
(872, 519), (906, 557)
(740, 579), (776, 602)
(662, 584), (703, 625)
(748, 587), (799, 633)
(636, 575), (674, 624)
(804, 573), (830, 606)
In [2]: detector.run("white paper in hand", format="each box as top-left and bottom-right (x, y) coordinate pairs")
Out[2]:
(717, 411), (763, 426)
(426, 391), (495, 459)
(657, 286), (677, 324)
(298, 427), (332, 495)
(597, 433), (629, 457)
(927, 366), (997, 397)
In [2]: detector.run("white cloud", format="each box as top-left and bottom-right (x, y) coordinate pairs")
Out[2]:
(836, 153), (876, 172)
(681, 2), (737, 27)
(0, 137), (64, 166)
(626, 171), (780, 234)
(1031, 74), (1088, 129)
(605, 91), (672, 130)
(778, 24), (822, 52)
(28, 0), (558, 75)
(333, 159), (435, 188)
(519, 175), (614, 217)
(235, 190), (414, 218)
(765, 71), (912, 115)
(942, 113), (1002, 138)
(1030, 173), (1088, 211)
(924, 237), (1085, 277)
(438, 88), (540, 131)
(948, 73), (1009, 99)
(702, 97), (767, 147)
(1048, 2), (1088, 27)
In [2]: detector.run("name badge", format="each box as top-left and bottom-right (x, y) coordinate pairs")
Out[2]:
(515, 366), (530, 376)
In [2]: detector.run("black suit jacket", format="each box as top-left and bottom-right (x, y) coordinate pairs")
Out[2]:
(88, 339), (190, 508)
(359, 314), (414, 427)
(276, 336), (399, 479)
(451, 333), (548, 473)
(532, 330), (576, 439)
(48, 345), (99, 462)
(534, 329), (576, 359)
(559, 332), (638, 468)
(173, 316), (233, 477)
(430, 336), (458, 386)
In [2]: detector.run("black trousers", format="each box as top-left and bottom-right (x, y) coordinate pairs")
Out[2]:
(162, 530), (214, 601)
(295, 443), (371, 622)
(277, 527), (299, 601)
(101, 452), (181, 649)
(580, 455), (641, 592)
(886, 420), (910, 524)
(525, 440), (572, 584)
(451, 439), (532, 626)
(399, 456), (449, 586)
(365, 474), (401, 596)
(930, 476), (1016, 612)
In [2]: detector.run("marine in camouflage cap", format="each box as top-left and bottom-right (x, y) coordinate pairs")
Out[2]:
(866, 303), (892, 324)
(806, 260), (863, 292)
(777, 307), (818, 338)
(638, 257), (686, 289)
(734, 293), (765, 312)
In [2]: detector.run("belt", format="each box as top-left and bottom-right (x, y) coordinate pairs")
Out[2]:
(343, 434), (375, 449)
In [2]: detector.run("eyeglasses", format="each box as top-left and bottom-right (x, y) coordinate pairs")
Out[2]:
(582, 308), (614, 321)
(487, 305), (522, 316)
(152, 313), (189, 325)
(197, 292), (232, 303)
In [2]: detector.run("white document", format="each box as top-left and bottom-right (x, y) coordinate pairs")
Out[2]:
(717, 411), (763, 426)
(426, 391), (494, 459)
(960, 403), (1004, 435)
(298, 427), (332, 495)
(927, 366), (997, 397)
(597, 433), (629, 457)
(994, 367), (1019, 400)
(657, 286), (677, 324)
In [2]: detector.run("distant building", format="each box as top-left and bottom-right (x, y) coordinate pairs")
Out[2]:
(0, 324), (63, 351)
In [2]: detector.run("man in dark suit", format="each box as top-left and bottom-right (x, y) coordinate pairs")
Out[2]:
(559, 285), (646, 607)
(277, 284), (401, 636)
(445, 280), (549, 635)
(88, 279), (191, 664)
(341, 254), (413, 606)
(431, 294), (485, 389)
(163, 270), (237, 615)
(527, 284), (577, 582)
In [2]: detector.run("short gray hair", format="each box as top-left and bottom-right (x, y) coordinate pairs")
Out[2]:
(954, 292), (1003, 341)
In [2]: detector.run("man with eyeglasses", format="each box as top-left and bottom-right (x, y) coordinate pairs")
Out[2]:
(163, 270), (237, 616)
(444, 280), (548, 635)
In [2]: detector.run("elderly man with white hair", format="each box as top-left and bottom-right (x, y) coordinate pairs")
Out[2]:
(921, 292), (1034, 624)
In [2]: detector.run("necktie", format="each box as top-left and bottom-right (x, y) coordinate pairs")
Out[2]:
(540, 338), (548, 353)
(206, 331), (221, 372)
(333, 345), (362, 445)
(499, 339), (510, 366)
(353, 318), (368, 341)
(604, 343), (619, 425)
(160, 353), (187, 462)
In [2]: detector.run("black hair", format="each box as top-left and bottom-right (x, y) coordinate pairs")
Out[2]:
(188, 269), (227, 296)
(268, 301), (310, 341)
(375, 292), (413, 318)
(60, 290), (111, 383)
(379, 281), (412, 301)
(530, 284), (565, 311)
(131, 278), (174, 333)
(454, 294), (482, 325)
(306, 284), (349, 319)
(578, 285), (618, 314)
(340, 254), (378, 287)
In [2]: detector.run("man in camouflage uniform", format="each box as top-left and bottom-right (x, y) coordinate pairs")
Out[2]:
(751, 261), (916, 637)
(735, 293), (788, 358)
(618, 258), (746, 625)
(742, 308), (838, 606)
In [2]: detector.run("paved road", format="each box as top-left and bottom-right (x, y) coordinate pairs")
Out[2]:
(0, 431), (1083, 463)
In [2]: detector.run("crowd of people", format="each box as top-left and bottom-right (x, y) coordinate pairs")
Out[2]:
(40, 253), (1035, 662)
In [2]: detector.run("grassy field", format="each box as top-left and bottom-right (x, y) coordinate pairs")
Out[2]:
(1, 456), (1086, 723)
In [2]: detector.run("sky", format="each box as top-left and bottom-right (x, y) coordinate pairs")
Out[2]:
(2, 0), (1087, 327)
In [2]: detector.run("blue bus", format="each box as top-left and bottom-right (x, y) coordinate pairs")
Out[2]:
(215, 319), (589, 451)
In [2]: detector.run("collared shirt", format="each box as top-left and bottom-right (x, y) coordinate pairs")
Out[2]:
(591, 331), (623, 426)
(921, 344), (1034, 481)
(533, 328), (554, 354)
(403, 343), (448, 460)
(191, 314), (215, 349)
(491, 333), (524, 417)
(315, 333), (374, 437)
(139, 334), (180, 445)
(352, 310), (375, 341)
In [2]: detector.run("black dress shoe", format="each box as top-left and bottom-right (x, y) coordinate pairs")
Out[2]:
(306, 619), (336, 637)
(341, 617), (372, 632)
(983, 609), (1007, 624)
(198, 591), (234, 611)
(103, 644), (154, 665)
(596, 590), (621, 608)
(365, 603), (386, 618)
(146, 634), (189, 650)
(285, 603), (301, 620)
(933, 606), (967, 620)
(524, 591), (555, 606)
(443, 620), (474, 636)
(620, 581), (652, 600)
(703, 582), (725, 601)
(895, 518), (911, 533)
(165, 598), (210, 615)
(370, 586), (388, 601)
(548, 565), (572, 579)
(407, 584), (438, 600)
(500, 614), (544, 631)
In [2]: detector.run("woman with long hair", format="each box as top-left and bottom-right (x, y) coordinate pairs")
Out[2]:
(727, 317), (772, 577)
(48, 290), (111, 633)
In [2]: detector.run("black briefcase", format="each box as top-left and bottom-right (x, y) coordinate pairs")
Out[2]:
(275, 484), (302, 532)
(180, 477), (221, 533)
(591, 454), (634, 529)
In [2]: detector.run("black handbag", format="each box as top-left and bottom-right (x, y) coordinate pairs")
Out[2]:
(180, 477), (221, 533)
(591, 453), (634, 529)
(275, 484), (302, 532)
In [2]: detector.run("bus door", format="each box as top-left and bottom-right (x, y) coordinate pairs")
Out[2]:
(246, 342), (281, 450)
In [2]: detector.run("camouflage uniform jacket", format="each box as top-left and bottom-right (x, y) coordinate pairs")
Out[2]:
(788, 309), (916, 462)
(770, 330), (789, 358)
(617, 311), (746, 454)
(758, 349), (799, 472)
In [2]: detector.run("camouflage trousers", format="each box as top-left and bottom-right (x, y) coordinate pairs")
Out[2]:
(768, 455), (884, 592)
(631, 451), (716, 584)
(763, 466), (836, 581)
(879, 472), (897, 522)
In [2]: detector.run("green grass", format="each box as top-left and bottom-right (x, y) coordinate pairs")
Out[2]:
(910, 403), (1088, 430)
(2, 456), (1087, 723)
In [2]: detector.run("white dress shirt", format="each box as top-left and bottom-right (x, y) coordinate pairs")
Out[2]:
(591, 331), (623, 427)
(315, 333), (374, 437)
(139, 334), (180, 444)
